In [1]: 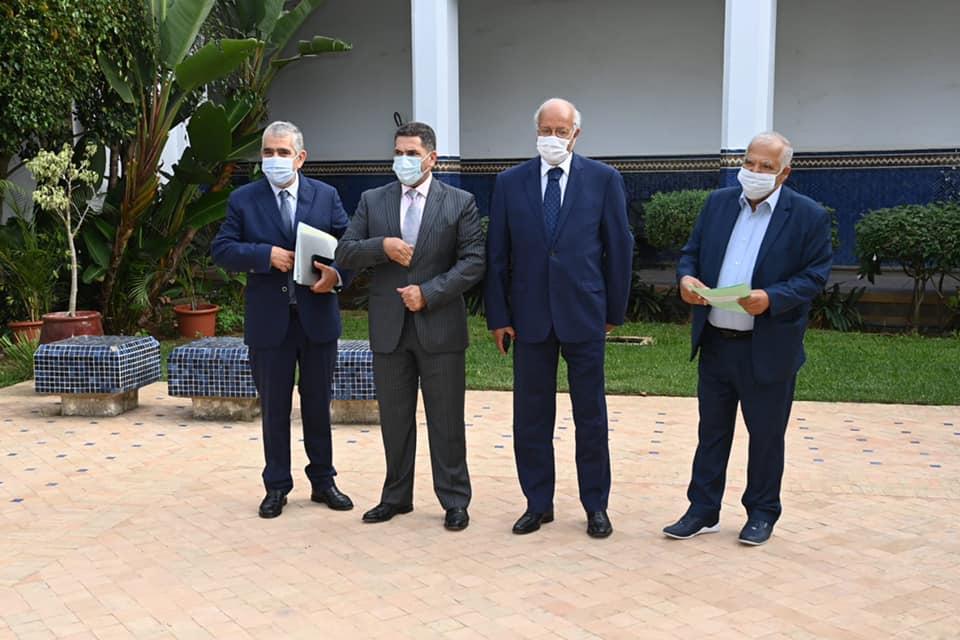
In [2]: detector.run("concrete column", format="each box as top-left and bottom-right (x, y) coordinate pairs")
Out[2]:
(721, 0), (777, 183)
(410, 0), (460, 160)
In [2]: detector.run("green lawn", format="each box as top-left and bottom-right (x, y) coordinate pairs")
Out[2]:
(3, 311), (958, 405)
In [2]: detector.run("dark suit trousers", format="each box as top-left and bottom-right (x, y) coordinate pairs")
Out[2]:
(249, 307), (337, 493)
(687, 325), (796, 524)
(513, 330), (610, 513)
(373, 312), (471, 509)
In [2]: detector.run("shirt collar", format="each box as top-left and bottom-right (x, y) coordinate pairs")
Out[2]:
(739, 184), (782, 215)
(541, 153), (573, 178)
(402, 172), (433, 200)
(270, 172), (300, 201)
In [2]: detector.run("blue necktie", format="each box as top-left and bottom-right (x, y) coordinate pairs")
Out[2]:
(279, 190), (296, 304)
(543, 167), (563, 239)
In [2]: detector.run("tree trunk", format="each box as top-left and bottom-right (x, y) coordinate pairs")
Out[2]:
(68, 231), (79, 316)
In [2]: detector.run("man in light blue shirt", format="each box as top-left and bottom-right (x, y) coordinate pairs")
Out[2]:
(664, 132), (833, 546)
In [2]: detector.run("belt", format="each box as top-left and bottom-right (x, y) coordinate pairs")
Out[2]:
(710, 324), (752, 339)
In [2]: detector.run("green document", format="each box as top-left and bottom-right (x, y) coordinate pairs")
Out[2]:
(690, 283), (751, 314)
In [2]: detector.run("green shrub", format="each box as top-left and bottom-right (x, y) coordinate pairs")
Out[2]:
(643, 190), (711, 251)
(0, 334), (39, 382)
(856, 202), (960, 328)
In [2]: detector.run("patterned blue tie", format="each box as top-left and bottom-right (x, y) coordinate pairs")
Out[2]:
(543, 167), (563, 239)
(279, 190), (296, 304)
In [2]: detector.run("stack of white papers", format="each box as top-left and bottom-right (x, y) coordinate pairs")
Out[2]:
(293, 222), (338, 286)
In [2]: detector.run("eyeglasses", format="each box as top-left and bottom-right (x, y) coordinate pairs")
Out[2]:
(537, 127), (575, 138)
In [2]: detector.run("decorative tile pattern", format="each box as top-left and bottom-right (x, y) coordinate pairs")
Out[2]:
(167, 337), (257, 399)
(333, 339), (376, 401)
(34, 336), (161, 394)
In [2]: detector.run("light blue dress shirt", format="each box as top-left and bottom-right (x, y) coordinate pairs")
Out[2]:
(708, 187), (782, 331)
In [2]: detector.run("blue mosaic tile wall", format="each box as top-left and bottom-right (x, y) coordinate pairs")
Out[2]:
(167, 337), (257, 399)
(34, 336), (161, 394)
(333, 340), (376, 401)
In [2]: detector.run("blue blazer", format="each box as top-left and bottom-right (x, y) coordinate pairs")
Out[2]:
(211, 175), (352, 348)
(677, 186), (832, 383)
(484, 154), (634, 343)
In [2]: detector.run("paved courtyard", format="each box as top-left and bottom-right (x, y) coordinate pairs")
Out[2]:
(1, 381), (958, 639)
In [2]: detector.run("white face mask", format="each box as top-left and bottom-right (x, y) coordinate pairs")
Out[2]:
(537, 135), (572, 165)
(261, 156), (297, 187)
(737, 166), (780, 200)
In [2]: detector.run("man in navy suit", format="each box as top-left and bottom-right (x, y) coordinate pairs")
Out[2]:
(212, 121), (354, 518)
(485, 98), (634, 538)
(663, 132), (832, 546)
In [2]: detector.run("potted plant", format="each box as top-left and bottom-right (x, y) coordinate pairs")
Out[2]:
(169, 249), (220, 339)
(0, 181), (61, 342)
(27, 142), (105, 342)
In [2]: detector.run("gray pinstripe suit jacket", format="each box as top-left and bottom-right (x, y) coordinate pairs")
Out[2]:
(335, 178), (485, 354)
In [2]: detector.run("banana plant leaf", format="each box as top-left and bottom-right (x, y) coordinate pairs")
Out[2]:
(175, 38), (260, 94)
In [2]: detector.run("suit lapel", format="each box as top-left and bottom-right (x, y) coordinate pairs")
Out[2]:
(410, 179), (447, 268)
(294, 174), (315, 240)
(255, 180), (291, 244)
(378, 181), (402, 239)
(551, 153), (582, 246)
(706, 191), (744, 283)
(752, 187), (793, 277)
(522, 159), (549, 247)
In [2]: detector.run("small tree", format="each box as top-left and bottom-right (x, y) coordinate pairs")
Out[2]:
(27, 143), (102, 317)
(856, 202), (960, 328)
(643, 190), (712, 251)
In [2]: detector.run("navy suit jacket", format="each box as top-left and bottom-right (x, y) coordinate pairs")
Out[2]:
(677, 185), (832, 383)
(211, 175), (352, 348)
(484, 154), (634, 343)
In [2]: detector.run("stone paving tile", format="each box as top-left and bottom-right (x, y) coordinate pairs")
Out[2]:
(0, 381), (958, 638)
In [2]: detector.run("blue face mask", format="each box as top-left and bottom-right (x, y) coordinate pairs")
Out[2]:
(393, 155), (426, 186)
(261, 156), (296, 187)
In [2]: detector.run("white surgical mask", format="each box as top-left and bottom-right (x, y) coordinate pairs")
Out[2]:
(737, 166), (780, 200)
(393, 155), (425, 186)
(261, 156), (296, 187)
(537, 135), (572, 165)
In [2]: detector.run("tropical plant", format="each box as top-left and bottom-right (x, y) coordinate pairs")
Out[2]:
(26, 143), (105, 317)
(0, 181), (62, 321)
(810, 283), (865, 331)
(90, 0), (351, 332)
(856, 202), (960, 328)
(0, 334), (39, 381)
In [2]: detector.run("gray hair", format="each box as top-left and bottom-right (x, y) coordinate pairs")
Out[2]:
(749, 131), (794, 168)
(533, 97), (582, 131)
(262, 121), (304, 154)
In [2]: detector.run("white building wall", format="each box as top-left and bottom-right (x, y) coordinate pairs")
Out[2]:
(458, 0), (724, 158)
(775, 0), (960, 151)
(266, 0), (412, 161)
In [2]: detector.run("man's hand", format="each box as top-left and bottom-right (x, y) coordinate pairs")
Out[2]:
(271, 247), (295, 272)
(396, 285), (425, 312)
(738, 289), (770, 316)
(384, 237), (414, 267)
(491, 326), (516, 355)
(680, 275), (709, 306)
(310, 262), (339, 294)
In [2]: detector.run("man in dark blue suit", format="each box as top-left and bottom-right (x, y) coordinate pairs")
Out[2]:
(212, 121), (354, 518)
(664, 132), (832, 545)
(485, 98), (634, 538)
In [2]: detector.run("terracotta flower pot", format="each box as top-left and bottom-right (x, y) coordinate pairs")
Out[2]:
(174, 303), (220, 339)
(39, 311), (104, 344)
(7, 320), (44, 344)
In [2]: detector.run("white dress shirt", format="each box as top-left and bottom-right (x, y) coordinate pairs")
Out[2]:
(708, 186), (782, 331)
(400, 173), (432, 232)
(540, 154), (573, 205)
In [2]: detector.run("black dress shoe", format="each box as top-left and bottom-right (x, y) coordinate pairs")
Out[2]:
(586, 510), (613, 538)
(311, 483), (354, 510)
(662, 513), (720, 539)
(444, 507), (469, 531)
(512, 510), (554, 534)
(362, 502), (414, 523)
(258, 490), (287, 519)
(738, 519), (774, 546)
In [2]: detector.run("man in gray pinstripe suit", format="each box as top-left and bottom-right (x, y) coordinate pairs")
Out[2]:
(335, 122), (485, 531)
